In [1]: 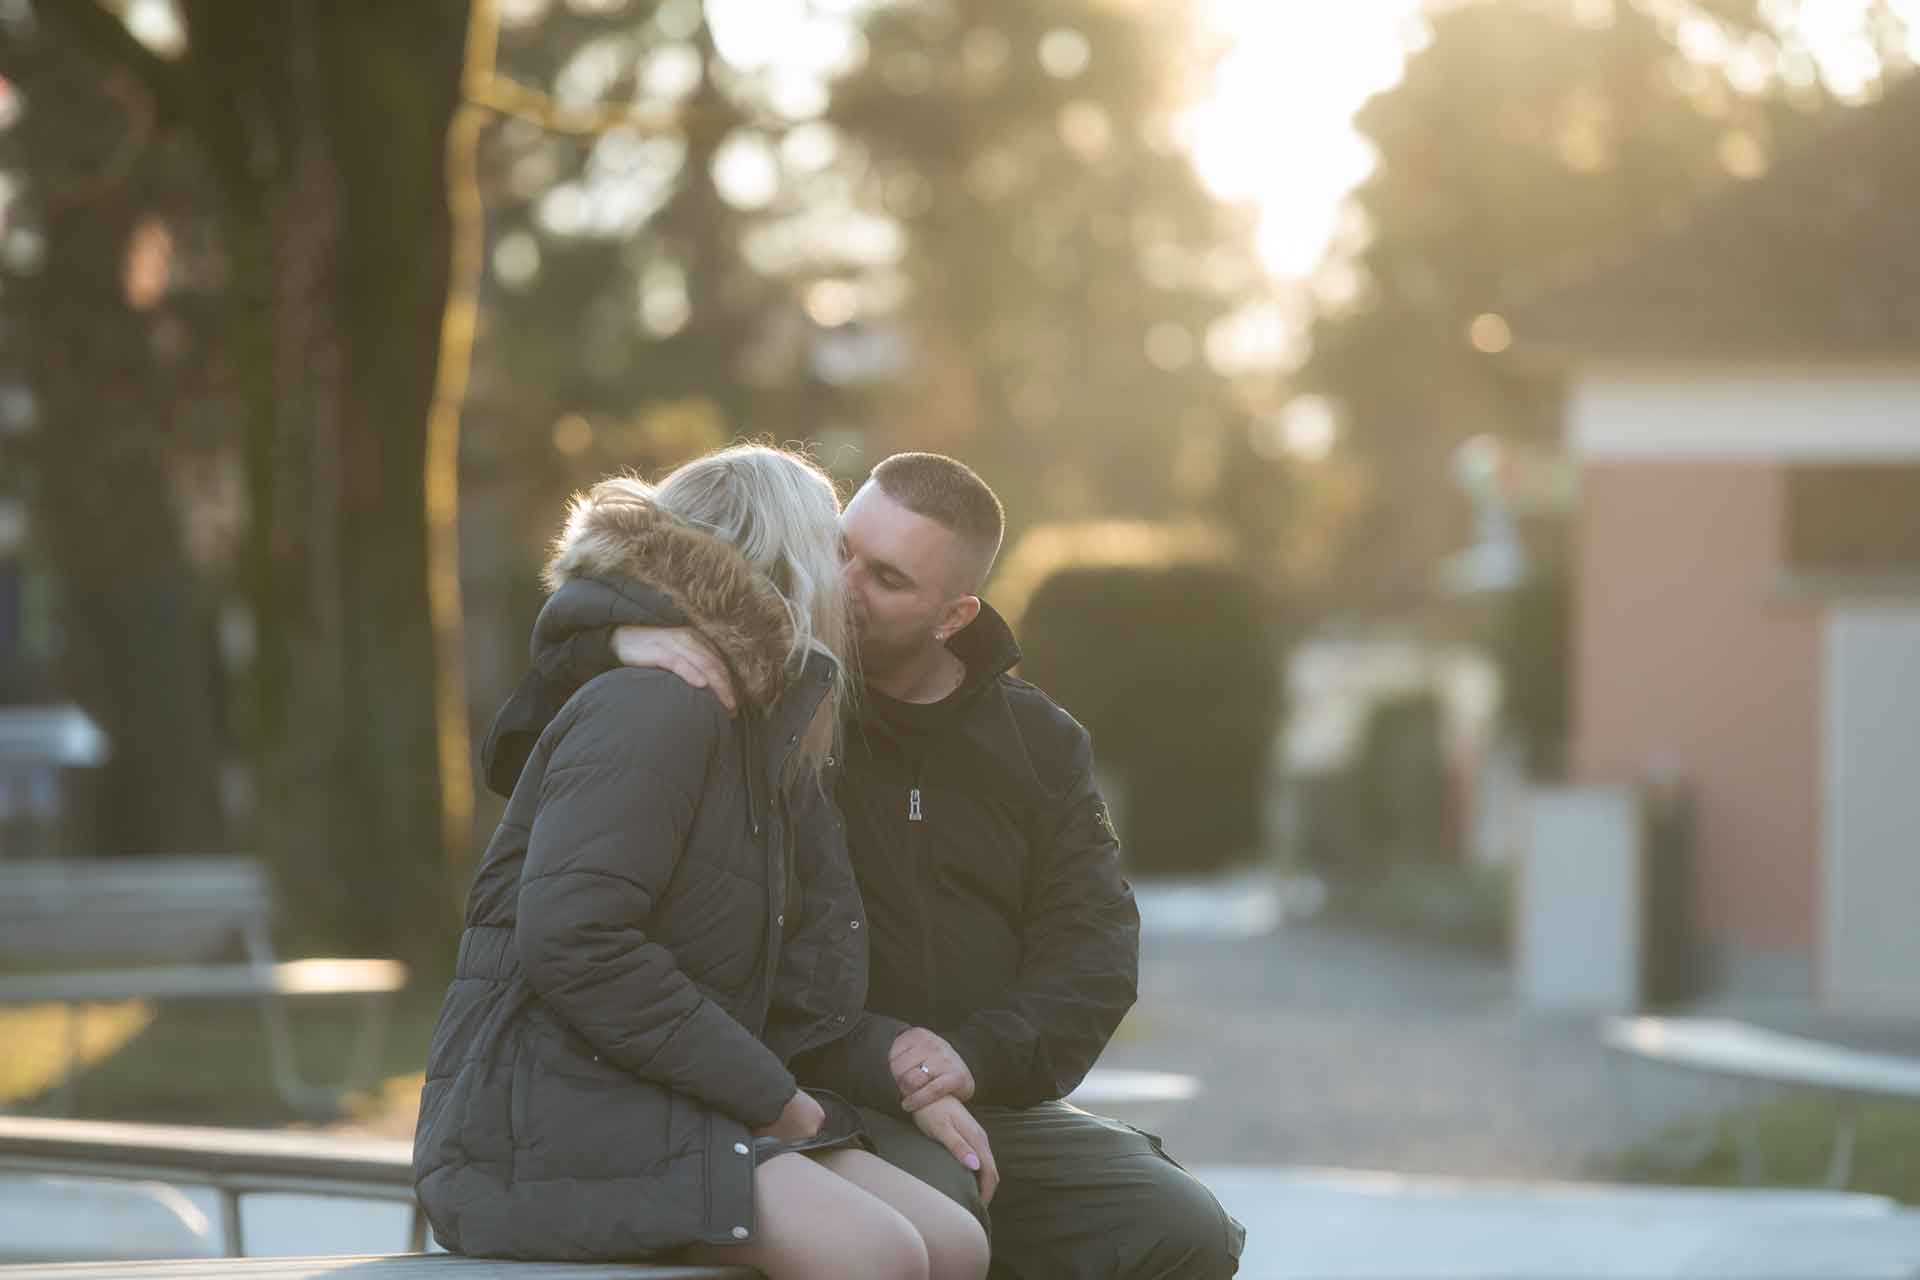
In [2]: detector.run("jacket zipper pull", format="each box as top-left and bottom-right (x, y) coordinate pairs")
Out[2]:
(908, 788), (923, 822)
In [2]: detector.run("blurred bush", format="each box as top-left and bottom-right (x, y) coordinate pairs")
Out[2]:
(1491, 534), (1572, 782)
(1290, 686), (1454, 882)
(1350, 689), (1454, 872)
(1016, 546), (1280, 875)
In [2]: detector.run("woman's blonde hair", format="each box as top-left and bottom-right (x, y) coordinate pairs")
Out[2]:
(653, 443), (851, 782)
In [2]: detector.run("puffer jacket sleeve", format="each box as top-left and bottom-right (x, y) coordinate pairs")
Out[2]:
(943, 724), (1141, 1106)
(518, 669), (797, 1130)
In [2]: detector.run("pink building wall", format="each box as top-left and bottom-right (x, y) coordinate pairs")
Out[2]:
(1572, 463), (1821, 957)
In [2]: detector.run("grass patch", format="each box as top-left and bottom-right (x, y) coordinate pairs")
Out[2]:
(5, 988), (445, 1132)
(0, 1003), (155, 1105)
(1605, 1094), (1920, 1204)
(1322, 861), (1511, 958)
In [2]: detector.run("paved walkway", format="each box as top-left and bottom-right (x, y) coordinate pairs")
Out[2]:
(1077, 878), (1920, 1277)
(1084, 879), (1733, 1178)
(1193, 1166), (1920, 1278)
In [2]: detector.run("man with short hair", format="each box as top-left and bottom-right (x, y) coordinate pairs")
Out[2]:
(484, 453), (1243, 1278)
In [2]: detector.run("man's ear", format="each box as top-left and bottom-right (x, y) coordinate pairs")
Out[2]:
(940, 594), (982, 638)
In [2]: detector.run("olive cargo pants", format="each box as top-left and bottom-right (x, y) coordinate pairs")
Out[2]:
(859, 1100), (1244, 1279)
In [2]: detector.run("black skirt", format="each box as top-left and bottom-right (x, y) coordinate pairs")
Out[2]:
(751, 1088), (872, 1162)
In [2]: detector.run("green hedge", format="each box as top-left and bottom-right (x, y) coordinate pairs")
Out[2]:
(1018, 562), (1280, 873)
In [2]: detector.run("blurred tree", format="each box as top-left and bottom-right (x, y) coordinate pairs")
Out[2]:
(827, 0), (1267, 537)
(0, 11), (229, 855)
(448, 1), (887, 821)
(199, 0), (466, 966)
(451, 0), (1287, 767)
(10, 1), (468, 966)
(1295, 0), (1907, 611)
(461, 1), (837, 644)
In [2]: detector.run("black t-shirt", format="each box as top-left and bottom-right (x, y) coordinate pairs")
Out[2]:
(861, 680), (970, 776)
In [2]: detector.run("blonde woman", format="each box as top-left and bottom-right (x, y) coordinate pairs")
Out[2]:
(414, 445), (988, 1280)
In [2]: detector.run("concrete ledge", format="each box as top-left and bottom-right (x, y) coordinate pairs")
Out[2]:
(0, 1258), (754, 1279)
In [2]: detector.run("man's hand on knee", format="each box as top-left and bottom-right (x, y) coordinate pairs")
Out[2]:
(611, 625), (736, 715)
(890, 1026), (975, 1111)
(909, 1096), (998, 1205)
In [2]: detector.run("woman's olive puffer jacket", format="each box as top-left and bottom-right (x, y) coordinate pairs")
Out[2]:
(413, 494), (883, 1260)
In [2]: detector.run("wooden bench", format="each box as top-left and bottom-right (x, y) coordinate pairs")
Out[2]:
(1603, 1015), (1920, 1187)
(0, 858), (407, 1114)
(0, 1117), (754, 1277)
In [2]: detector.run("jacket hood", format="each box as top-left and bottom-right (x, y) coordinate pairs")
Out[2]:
(536, 489), (797, 712)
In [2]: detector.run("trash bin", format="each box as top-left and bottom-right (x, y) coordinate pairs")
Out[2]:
(1518, 784), (1644, 1011)
(1640, 776), (1700, 1007)
(1519, 777), (1699, 1012)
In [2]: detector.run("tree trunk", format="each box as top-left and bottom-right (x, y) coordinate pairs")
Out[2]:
(183, 0), (467, 967)
(4, 20), (229, 857)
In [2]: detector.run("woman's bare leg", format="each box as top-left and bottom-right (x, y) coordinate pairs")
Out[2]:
(815, 1148), (990, 1280)
(683, 1151), (930, 1280)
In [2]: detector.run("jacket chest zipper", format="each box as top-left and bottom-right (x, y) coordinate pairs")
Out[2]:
(905, 770), (938, 1013)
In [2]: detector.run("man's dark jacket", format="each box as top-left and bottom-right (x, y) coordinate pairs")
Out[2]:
(484, 601), (1141, 1111)
(416, 495), (886, 1260)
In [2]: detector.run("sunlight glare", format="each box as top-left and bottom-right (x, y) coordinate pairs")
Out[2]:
(1785, 0), (1917, 97)
(124, 0), (186, 58)
(1187, 0), (1421, 280)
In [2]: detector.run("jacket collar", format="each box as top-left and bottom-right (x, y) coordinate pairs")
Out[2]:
(946, 601), (1022, 705)
(541, 488), (797, 712)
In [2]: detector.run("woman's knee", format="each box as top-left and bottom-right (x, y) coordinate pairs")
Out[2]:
(808, 1147), (986, 1280)
(853, 1207), (932, 1280)
(808, 1174), (930, 1280)
(918, 1198), (990, 1280)
(733, 1153), (932, 1280)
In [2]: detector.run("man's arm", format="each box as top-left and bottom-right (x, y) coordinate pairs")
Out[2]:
(788, 1008), (914, 1109)
(941, 725), (1141, 1108)
(482, 626), (735, 799)
(609, 627), (738, 714)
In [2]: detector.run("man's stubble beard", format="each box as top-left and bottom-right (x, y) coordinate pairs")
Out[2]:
(850, 616), (926, 687)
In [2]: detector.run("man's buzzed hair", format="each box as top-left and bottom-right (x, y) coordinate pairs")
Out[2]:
(869, 452), (1005, 592)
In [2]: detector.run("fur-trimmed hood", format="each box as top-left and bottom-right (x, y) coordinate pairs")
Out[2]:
(534, 487), (796, 711)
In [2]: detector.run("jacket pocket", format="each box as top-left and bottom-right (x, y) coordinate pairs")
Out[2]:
(511, 1019), (676, 1182)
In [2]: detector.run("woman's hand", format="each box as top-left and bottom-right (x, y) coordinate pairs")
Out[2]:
(910, 1095), (999, 1204)
(752, 1088), (826, 1145)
